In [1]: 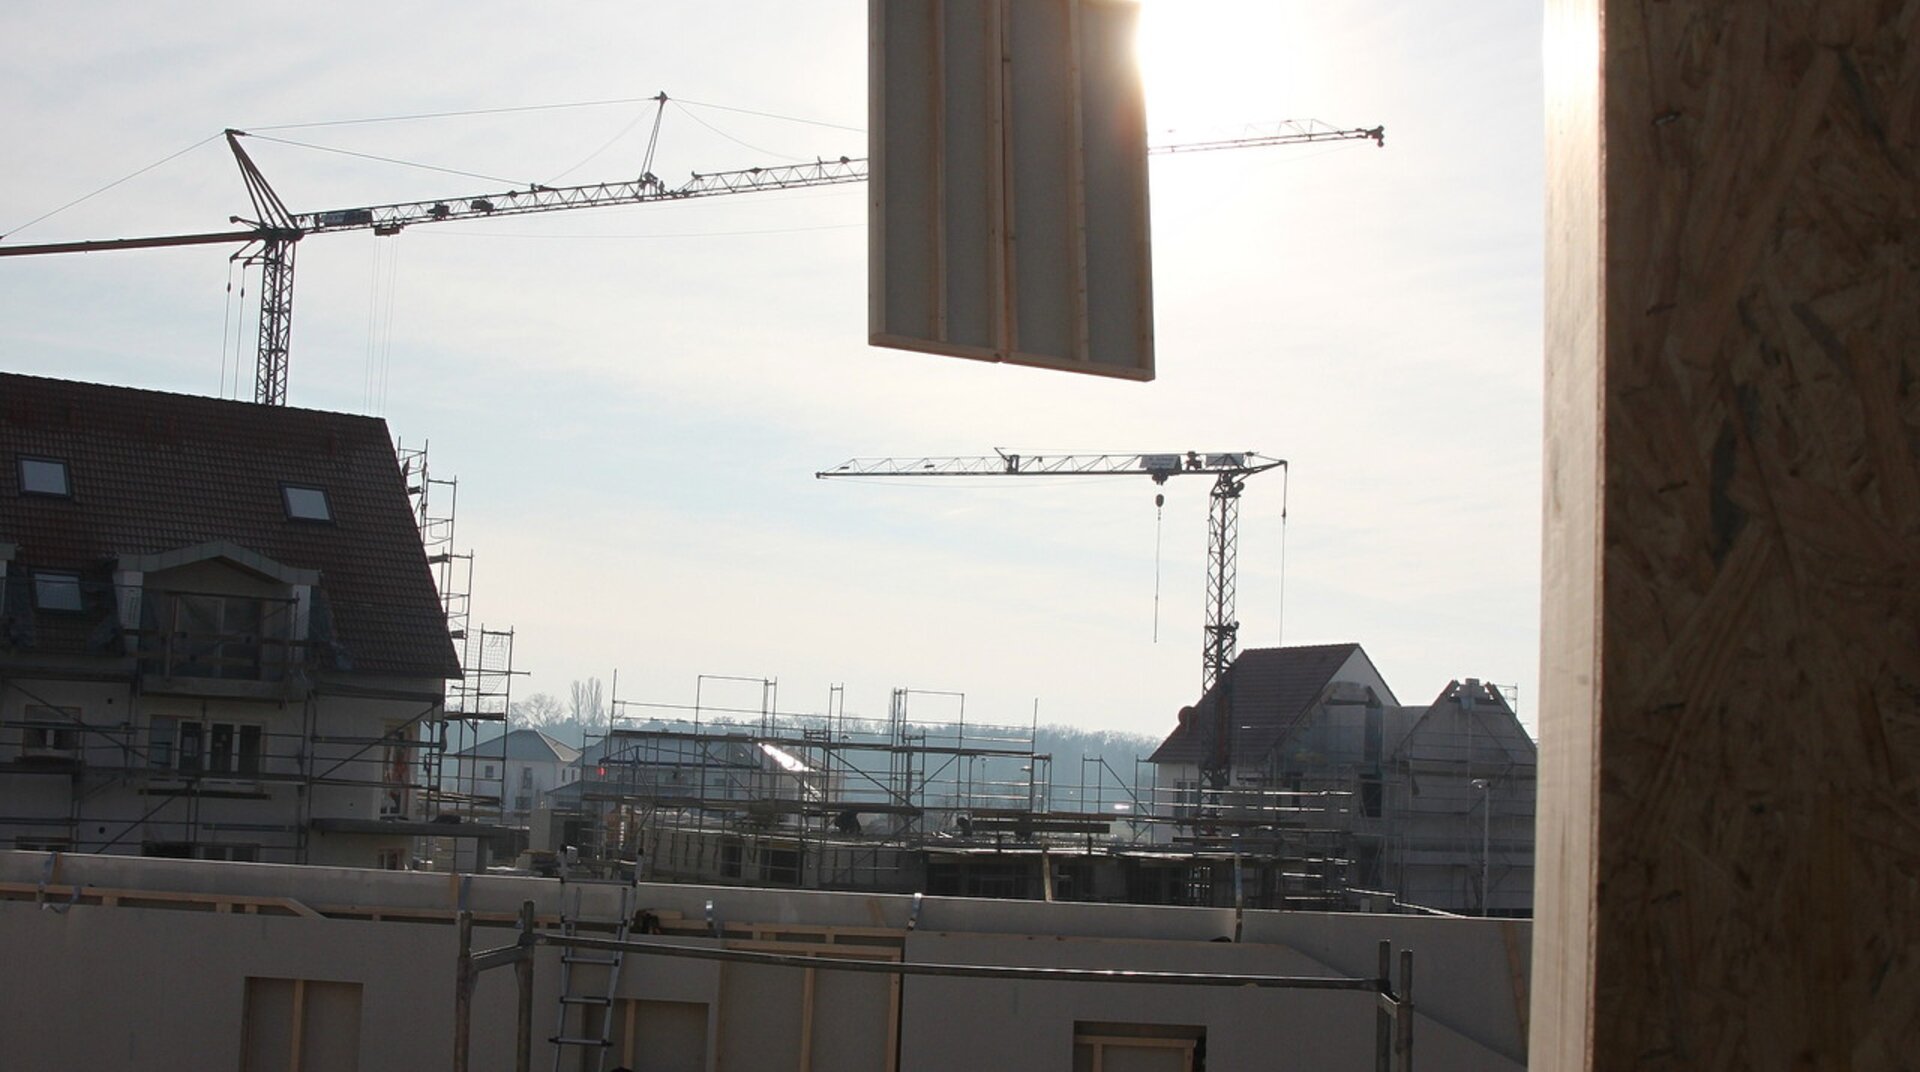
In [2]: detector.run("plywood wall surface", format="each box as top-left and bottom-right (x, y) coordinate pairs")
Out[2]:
(1538, 1), (1919, 1067)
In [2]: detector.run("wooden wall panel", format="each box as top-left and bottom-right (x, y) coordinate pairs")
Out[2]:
(1535, 1), (1919, 1067)
(869, 0), (1153, 379)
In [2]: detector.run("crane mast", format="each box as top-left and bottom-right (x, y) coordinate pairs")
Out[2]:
(0, 100), (1382, 405)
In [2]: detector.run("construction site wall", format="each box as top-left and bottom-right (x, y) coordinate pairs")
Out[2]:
(0, 850), (1528, 1070)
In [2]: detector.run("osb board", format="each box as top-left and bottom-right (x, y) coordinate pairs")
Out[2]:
(1537, 1), (1920, 1068)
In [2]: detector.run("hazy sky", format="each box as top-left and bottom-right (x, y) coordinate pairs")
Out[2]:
(0, 2), (1545, 741)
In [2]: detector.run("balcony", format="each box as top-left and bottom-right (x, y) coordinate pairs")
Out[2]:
(132, 589), (312, 692)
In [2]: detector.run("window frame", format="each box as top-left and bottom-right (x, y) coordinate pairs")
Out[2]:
(148, 714), (265, 778)
(280, 483), (334, 523)
(17, 456), (71, 498)
(21, 705), (82, 756)
(32, 570), (84, 613)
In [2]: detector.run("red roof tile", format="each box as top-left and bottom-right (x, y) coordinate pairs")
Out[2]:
(0, 373), (459, 679)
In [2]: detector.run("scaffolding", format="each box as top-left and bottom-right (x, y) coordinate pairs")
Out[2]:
(398, 440), (518, 873)
(0, 576), (455, 865)
(545, 677), (1364, 909)
(541, 674), (1537, 914)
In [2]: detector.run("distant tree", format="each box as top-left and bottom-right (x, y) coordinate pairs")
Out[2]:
(570, 678), (606, 728)
(512, 692), (566, 729)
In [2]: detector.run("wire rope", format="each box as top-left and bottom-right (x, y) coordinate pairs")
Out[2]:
(218, 260), (235, 398)
(671, 101), (806, 162)
(1, 132), (221, 240)
(673, 96), (864, 133)
(1153, 494), (1165, 643)
(1277, 465), (1290, 646)
(248, 94), (863, 135)
(241, 133), (525, 187)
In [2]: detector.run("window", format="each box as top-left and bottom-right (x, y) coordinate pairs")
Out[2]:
(203, 844), (259, 862)
(482, 763), (496, 780)
(1360, 775), (1384, 819)
(18, 456), (70, 497)
(161, 592), (275, 679)
(763, 848), (801, 885)
(241, 977), (363, 1072)
(149, 716), (262, 776)
(21, 706), (81, 756)
(513, 795), (532, 813)
(520, 767), (534, 789)
(14, 836), (71, 852)
(381, 728), (412, 818)
(33, 571), (83, 612)
(1073, 1022), (1205, 1072)
(281, 484), (332, 522)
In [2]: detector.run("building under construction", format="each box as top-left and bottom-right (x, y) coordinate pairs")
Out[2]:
(0, 375), (511, 867)
(536, 648), (1536, 916)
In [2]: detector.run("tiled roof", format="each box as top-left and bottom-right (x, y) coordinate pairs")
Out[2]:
(449, 728), (582, 763)
(0, 372), (459, 679)
(1148, 643), (1370, 766)
(1395, 679), (1538, 765)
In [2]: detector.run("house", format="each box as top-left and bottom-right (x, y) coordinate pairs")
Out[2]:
(446, 728), (581, 824)
(1148, 644), (1536, 915)
(0, 373), (464, 867)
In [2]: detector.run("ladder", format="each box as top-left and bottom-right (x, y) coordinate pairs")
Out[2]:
(549, 882), (633, 1072)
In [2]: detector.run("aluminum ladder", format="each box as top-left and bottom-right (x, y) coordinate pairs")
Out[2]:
(548, 882), (633, 1072)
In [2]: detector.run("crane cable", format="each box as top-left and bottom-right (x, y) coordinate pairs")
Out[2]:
(1277, 465), (1290, 646)
(1, 132), (221, 242)
(218, 259), (236, 399)
(229, 274), (250, 401)
(1152, 493), (1165, 643)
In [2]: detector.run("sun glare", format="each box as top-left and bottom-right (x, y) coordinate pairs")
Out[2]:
(1136, 0), (1317, 135)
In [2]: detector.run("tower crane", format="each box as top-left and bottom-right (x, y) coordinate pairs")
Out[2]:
(815, 450), (1284, 689)
(0, 96), (1382, 406)
(816, 450), (1285, 788)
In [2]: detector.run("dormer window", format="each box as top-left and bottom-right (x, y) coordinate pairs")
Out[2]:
(34, 571), (83, 612)
(282, 484), (332, 522)
(19, 457), (70, 498)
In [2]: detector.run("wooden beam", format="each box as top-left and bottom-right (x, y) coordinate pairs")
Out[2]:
(799, 966), (816, 1072)
(1534, 1), (1920, 1067)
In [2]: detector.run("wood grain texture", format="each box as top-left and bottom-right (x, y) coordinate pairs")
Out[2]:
(1538, 1), (1920, 1067)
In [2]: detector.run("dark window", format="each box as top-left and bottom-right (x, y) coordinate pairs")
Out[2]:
(719, 841), (743, 878)
(149, 716), (262, 776)
(18, 457), (70, 497)
(281, 484), (332, 522)
(238, 725), (263, 776)
(141, 841), (195, 859)
(160, 593), (275, 679)
(1361, 776), (1384, 818)
(763, 848), (801, 885)
(148, 717), (177, 769)
(33, 572), (83, 612)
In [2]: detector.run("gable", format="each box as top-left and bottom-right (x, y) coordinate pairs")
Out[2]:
(1148, 643), (1394, 767)
(0, 373), (459, 679)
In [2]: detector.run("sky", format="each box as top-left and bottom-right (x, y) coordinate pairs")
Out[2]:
(0, 2), (1545, 743)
